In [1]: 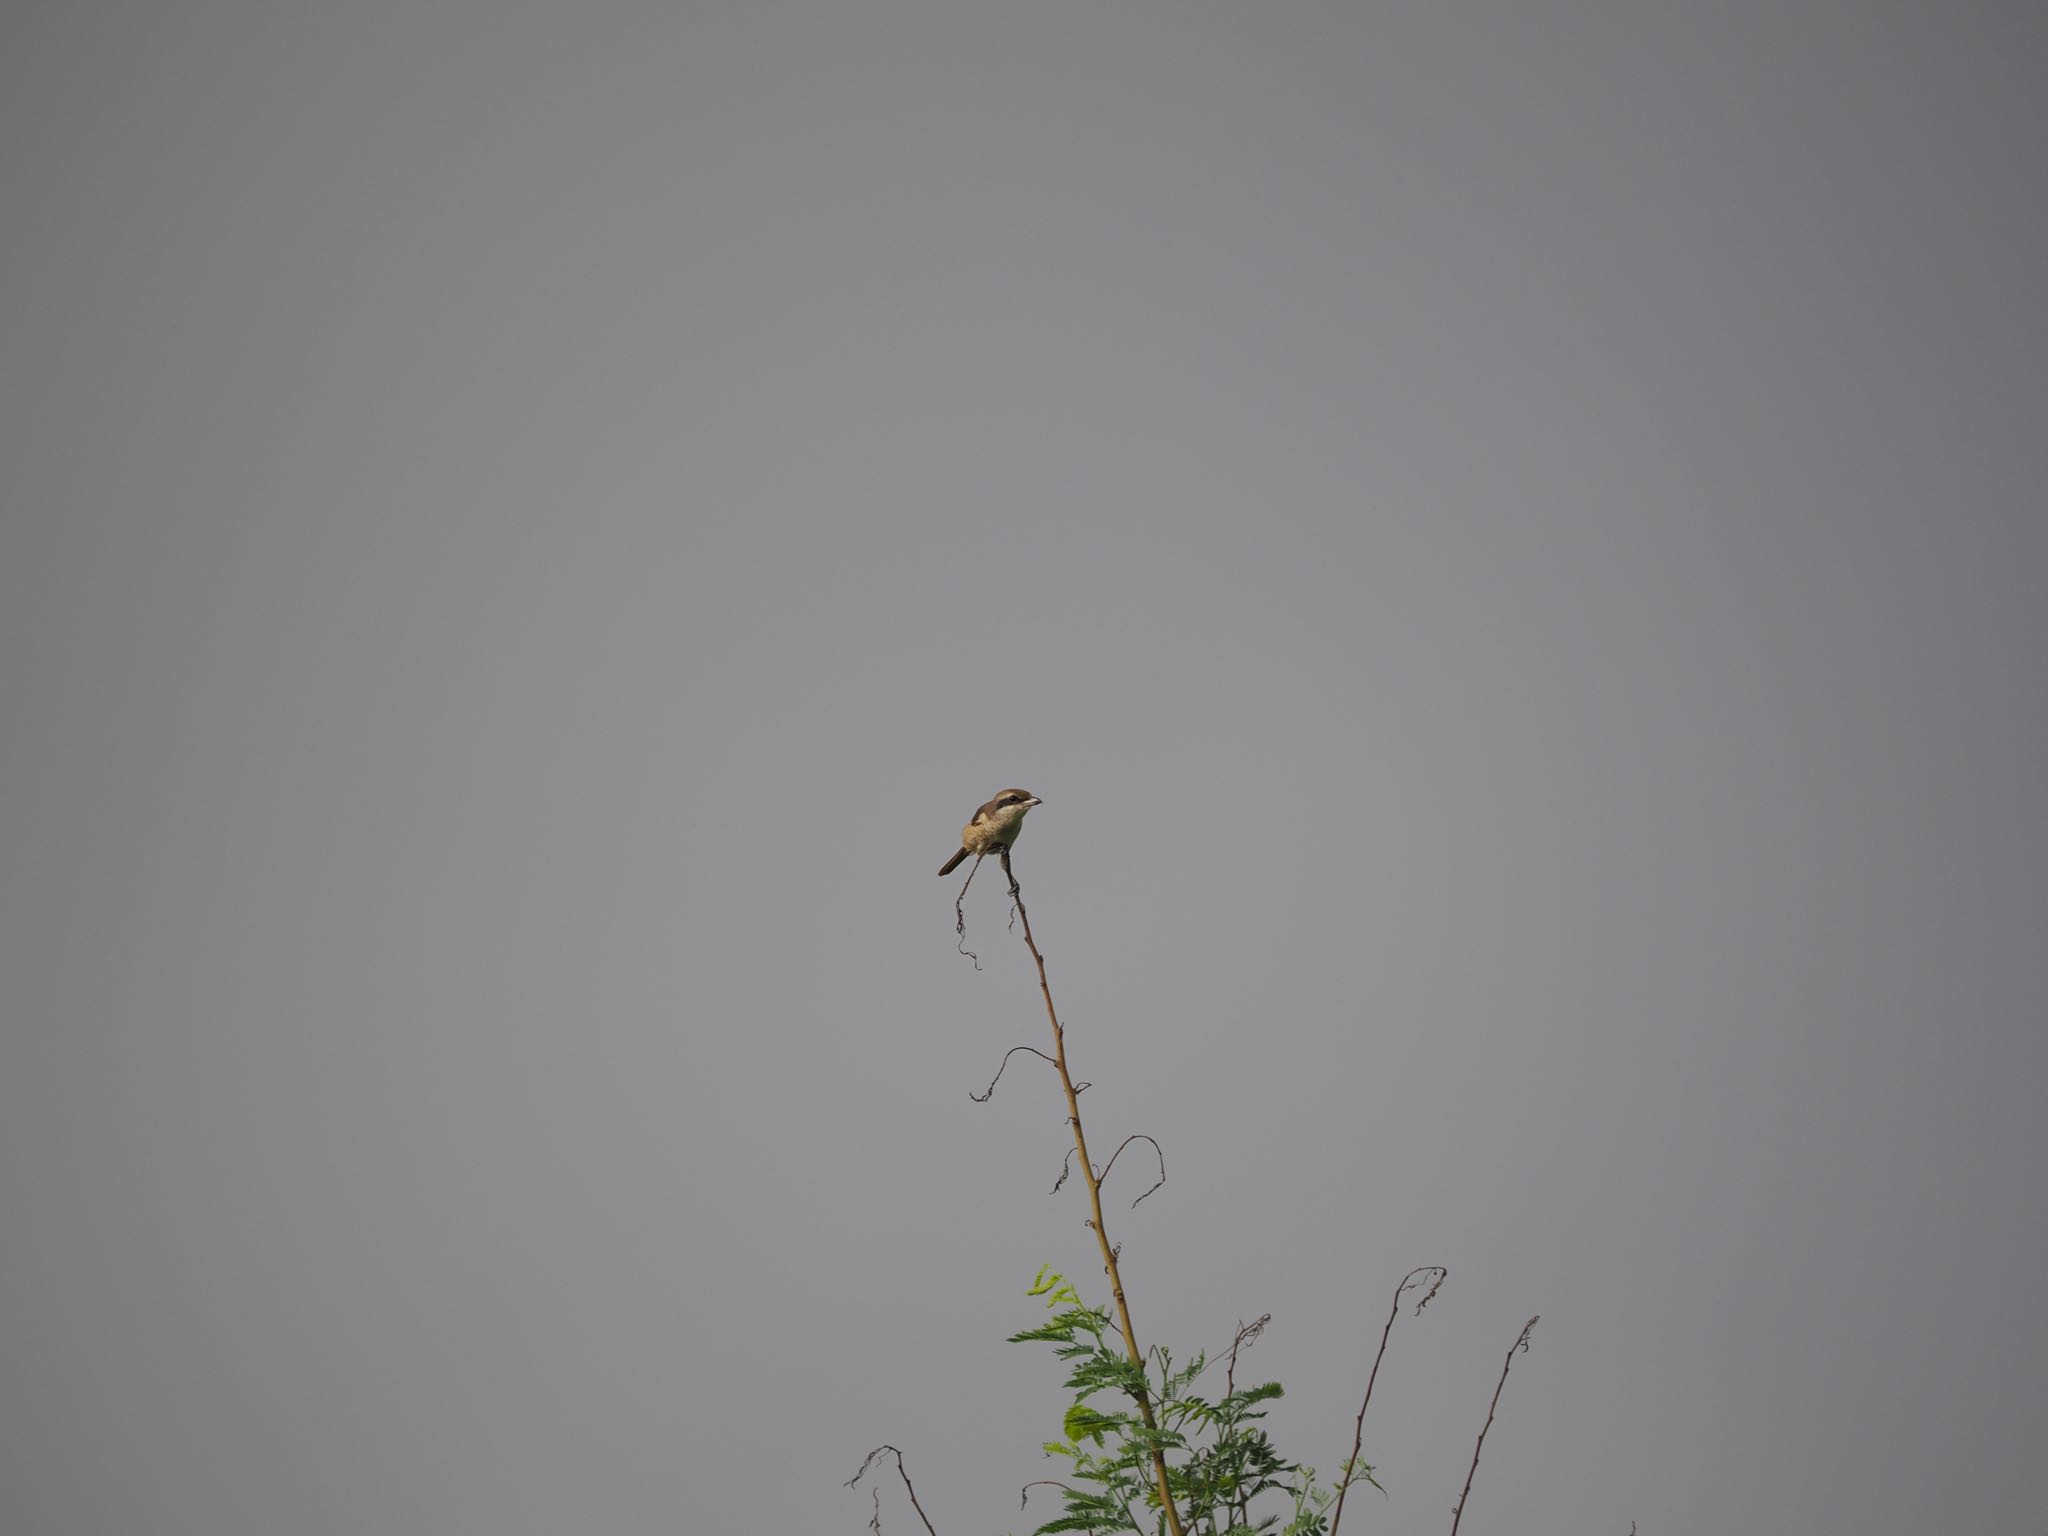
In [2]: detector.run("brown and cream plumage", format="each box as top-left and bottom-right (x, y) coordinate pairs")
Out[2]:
(937, 788), (1043, 875)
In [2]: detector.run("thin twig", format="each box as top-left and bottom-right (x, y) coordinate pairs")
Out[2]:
(968, 1046), (1058, 1103)
(1099, 1133), (1167, 1208)
(1449, 1316), (1539, 1536)
(1224, 1314), (1270, 1398)
(1006, 865), (1187, 1536)
(1018, 1478), (1080, 1508)
(952, 854), (987, 967)
(846, 1445), (939, 1536)
(1221, 1317), (1267, 1536)
(1329, 1266), (1447, 1536)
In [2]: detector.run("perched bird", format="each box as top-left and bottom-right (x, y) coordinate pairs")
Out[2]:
(937, 788), (1043, 876)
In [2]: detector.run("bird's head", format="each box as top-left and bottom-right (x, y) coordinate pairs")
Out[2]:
(982, 788), (1042, 833)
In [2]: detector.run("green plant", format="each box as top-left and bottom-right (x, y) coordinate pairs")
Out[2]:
(850, 850), (1555, 1535)
(1011, 1265), (1348, 1536)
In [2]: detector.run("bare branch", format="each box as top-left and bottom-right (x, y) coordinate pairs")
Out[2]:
(1052, 1146), (1075, 1194)
(952, 854), (988, 967)
(968, 1046), (1058, 1103)
(1329, 1266), (1447, 1536)
(1224, 1313), (1271, 1397)
(846, 1445), (939, 1536)
(1002, 867), (1187, 1536)
(1099, 1133), (1167, 1208)
(1019, 1478), (1079, 1509)
(1449, 1316), (1540, 1536)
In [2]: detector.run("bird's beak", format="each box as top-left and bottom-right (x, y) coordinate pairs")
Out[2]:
(1030, 797), (1043, 806)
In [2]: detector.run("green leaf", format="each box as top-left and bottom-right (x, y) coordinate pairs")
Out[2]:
(1063, 1405), (1115, 1445)
(1026, 1266), (1084, 1310)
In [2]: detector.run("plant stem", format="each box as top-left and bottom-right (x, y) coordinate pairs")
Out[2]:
(1008, 867), (1186, 1536)
(1330, 1266), (1445, 1536)
(1449, 1316), (1538, 1536)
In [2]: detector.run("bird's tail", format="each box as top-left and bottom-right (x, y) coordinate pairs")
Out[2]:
(937, 848), (968, 876)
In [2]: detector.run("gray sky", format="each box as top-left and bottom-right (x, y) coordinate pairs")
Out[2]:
(4, 5), (2044, 1533)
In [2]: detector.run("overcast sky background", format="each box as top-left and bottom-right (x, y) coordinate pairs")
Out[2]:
(4, 5), (2045, 1534)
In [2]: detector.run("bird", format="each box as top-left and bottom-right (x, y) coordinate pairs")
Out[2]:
(937, 788), (1043, 876)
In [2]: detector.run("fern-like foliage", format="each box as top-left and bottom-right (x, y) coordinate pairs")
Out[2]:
(1012, 1270), (1354, 1536)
